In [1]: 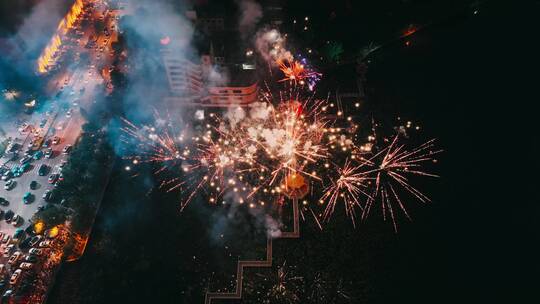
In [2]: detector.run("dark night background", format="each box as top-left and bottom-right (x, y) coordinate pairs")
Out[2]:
(3, 0), (540, 303)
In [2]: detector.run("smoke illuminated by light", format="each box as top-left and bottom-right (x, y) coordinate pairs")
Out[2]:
(277, 58), (321, 90)
(37, 0), (85, 73)
(2, 89), (19, 101)
(122, 85), (440, 230)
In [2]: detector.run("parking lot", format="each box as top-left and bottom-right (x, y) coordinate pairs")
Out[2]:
(0, 224), (63, 298)
(0, 4), (115, 237)
(0, 102), (82, 238)
(0, 1), (119, 300)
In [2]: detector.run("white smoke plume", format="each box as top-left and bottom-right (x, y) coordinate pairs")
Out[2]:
(225, 106), (246, 128)
(209, 180), (283, 243)
(207, 65), (229, 87)
(11, 0), (68, 56)
(236, 0), (263, 39)
(255, 28), (293, 66)
(248, 101), (272, 120)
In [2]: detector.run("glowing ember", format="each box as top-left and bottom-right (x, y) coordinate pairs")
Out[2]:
(34, 221), (45, 234)
(47, 226), (60, 238)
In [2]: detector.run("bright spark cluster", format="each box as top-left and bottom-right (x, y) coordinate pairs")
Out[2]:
(122, 63), (440, 231)
(277, 59), (322, 90)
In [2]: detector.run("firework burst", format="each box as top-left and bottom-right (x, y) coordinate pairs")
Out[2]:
(362, 135), (442, 231)
(320, 159), (372, 227)
(122, 66), (440, 231)
(265, 262), (303, 304)
(277, 58), (322, 90)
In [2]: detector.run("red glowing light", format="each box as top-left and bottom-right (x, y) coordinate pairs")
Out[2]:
(403, 24), (418, 38)
(160, 36), (171, 45)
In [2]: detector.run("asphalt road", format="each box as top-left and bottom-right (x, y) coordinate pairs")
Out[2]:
(0, 3), (118, 237)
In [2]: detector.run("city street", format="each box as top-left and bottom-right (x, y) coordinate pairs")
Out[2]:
(0, 1), (121, 301)
(0, 2), (119, 240)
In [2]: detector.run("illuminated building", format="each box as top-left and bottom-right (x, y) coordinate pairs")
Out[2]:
(163, 3), (259, 108)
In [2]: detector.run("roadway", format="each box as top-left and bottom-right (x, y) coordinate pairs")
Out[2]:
(0, 2), (118, 237)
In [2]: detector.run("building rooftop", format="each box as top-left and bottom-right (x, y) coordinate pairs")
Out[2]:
(217, 64), (257, 88)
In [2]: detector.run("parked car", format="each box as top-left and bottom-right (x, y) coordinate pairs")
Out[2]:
(62, 144), (72, 154)
(8, 252), (22, 265)
(33, 150), (44, 160)
(30, 180), (38, 190)
(43, 138), (52, 148)
(0, 197), (9, 206)
(12, 215), (23, 227)
(9, 269), (22, 285)
(19, 263), (33, 270)
(59, 160), (67, 169)
(1, 171), (13, 181)
(19, 155), (32, 165)
(3, 244), (14, 257)
(7, 143), (20, 153)
(29, 248), (42, 256)
(24, 255), (38, 263)
(19, 163), (30, 173)
(13, 229), (25, 241)
(39, 240), (52, 247)
(45, 148), (53, 159)
(48, 174), (59, 184)
(12, 169), (21, 178)
(42, 190), (52, 202)
(1, 235), (10, 245)
(4, 180), (15, 190)
(23, 192), (33, 204)
(38, 164), (49, 176)
(29, 235), (43, 247)
(4, 210), (14, 223)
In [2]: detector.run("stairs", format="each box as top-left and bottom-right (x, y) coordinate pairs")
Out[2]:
(204, 199), (300, 303)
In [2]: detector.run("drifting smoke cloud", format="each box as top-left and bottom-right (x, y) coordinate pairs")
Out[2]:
(224, 106), (246, 128)
(208, 102), (294, 241)
(0, 0), (71, 115)
(209, 185), (283, 245)
(206, 65), (229, 88)
(236, 0), (263, 40)
(255, 28), (292, 66)
(249, 101), (272, 120)
(119, 0), (194, 122)
(107, 1), (283, 240)
(8, 0), (69, 57)
(226, 101), (300, 156)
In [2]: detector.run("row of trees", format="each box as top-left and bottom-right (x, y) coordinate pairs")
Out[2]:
(32, 121), (114, 235)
